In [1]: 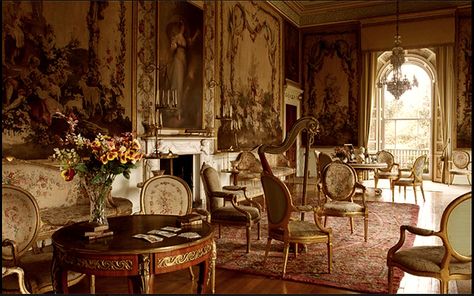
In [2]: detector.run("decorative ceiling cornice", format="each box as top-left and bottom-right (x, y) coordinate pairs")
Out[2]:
(267, 1), (471, 27)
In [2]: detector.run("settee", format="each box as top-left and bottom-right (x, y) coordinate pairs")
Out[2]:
(2, 159), (133, 242)
(232, 151), (296, 185)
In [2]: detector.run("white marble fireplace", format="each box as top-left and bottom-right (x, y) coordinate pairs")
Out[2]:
(141, 135), (215, 206)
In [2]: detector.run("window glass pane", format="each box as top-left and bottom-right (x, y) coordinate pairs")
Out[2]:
(384, 120), (396, 149)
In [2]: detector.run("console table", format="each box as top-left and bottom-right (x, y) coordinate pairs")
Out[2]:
(52, 215), (216, 294)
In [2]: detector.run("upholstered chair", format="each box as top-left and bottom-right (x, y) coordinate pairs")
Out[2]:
(374, 150), (400, 189)
(200, 163), (261, 253)
(314, 150), (333, 187)
(449, 150), (471, 185)
(2, 184), (85, 294)
(387, 191), (472, 294)
(138, 174), (209, 221)
(260, 171), (332, 277)
(390, 154), (427, 203)
(317, 160), (369, 242)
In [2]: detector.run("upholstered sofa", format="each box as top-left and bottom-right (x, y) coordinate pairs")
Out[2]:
(2, 159), (132, 242)
(232, 151), (296, 185)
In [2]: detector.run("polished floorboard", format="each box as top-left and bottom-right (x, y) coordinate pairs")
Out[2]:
(68, 179), (471, 294)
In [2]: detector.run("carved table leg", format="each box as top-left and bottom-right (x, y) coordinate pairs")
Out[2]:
(51, 247), (68, 293)
(139, 254), (152, 294)
(209, 240), (216, 294)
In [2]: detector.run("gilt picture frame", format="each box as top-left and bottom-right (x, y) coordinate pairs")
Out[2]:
(2, 0), (136, 160)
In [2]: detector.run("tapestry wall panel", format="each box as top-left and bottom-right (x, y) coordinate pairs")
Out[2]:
(455, 14), (472, 149)
(302, 25), (361, 147)
(218, 1), (283, 151)
(284, 19), (300, 84)
(2, 1), (135, 159)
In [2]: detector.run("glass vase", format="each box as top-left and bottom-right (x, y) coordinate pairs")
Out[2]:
(81, 178), (111, 226)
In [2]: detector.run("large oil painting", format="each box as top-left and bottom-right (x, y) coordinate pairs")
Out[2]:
(284, 20), (300, 84)
(455, 14), (472, 149)
(218, 1), (283, 151)
(302, 25), (360, 147)
(158, 1), (203, 129)
(2, 1), (135, 159)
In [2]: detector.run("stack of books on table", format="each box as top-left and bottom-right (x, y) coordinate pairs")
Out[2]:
(81, 222), (114, 240)
(177, 213), (203, 227)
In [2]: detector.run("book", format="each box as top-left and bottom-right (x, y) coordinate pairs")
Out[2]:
(87, 230), (114, 240)
(177, 213), (202, 224)
(81, 222), (109, 232)
(179, 220), (202, 227)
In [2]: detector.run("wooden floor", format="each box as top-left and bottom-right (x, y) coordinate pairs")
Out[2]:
(68, 179), (471, 294)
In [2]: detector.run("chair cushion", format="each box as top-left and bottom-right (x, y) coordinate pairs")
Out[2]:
(376, 171), (398, 178)
(323, 201), (364, 212)
(269, 220), (328, 241)
(393, 178), (417, 186)
(212, 205), (260, 223)
(392, 245), (472, 274)
(449, 169), (471, 175)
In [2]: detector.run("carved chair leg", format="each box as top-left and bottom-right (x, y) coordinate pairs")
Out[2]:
(218, 225), (221, 238)
(391, 182), (395, 203)
(263, 238), (272, 264)
(439, 279), (449, 294)
(387, 266), (394, 293)
(403, 186), (406, 199)
(246, 226), (251, 253)
(413, 185), (418, 204)
(257, 222), (261, 240)
(420, 184), (425, 202)
(374, 177), (378, 189)
(364, 215), (368, 242)
(349, 217), (354, 234)
(327, 241), (332, 273)
(90, 275), (95, 294)
(282, 243), (290, 277)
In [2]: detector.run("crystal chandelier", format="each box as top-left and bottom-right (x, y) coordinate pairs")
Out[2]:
(377, 0), (418, 99)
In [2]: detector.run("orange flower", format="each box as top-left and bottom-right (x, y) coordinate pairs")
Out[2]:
(100, 154), (109, 164)
(60, 168), (76, 181)
(107, 151), (118, 161)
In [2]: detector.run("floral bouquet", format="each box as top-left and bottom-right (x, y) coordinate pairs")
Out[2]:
(51, 112), (144, 225)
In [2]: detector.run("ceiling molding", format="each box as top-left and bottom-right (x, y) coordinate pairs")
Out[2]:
(267, 1), (471, 27)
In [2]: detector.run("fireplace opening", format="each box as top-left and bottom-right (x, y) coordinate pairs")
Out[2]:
(161, 154), (194, 194)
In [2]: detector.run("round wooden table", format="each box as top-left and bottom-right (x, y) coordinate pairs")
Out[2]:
(52, 215), (215, 294)
(348, 162), (388, 195)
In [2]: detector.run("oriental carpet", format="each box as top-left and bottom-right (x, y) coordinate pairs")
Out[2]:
(214, 201), (420, 294)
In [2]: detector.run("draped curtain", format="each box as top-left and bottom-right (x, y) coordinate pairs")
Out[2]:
(359, 51), (379, 149)
(434, 45), (455, 183)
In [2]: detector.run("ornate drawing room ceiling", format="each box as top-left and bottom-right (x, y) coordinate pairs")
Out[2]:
(268, 0), (471, 26)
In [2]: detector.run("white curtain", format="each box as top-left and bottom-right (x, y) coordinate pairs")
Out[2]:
(359, 51), (379, 149)
(434, 45), (454, 183)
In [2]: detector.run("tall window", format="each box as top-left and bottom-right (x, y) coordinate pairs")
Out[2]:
(370, 54), (435, 177)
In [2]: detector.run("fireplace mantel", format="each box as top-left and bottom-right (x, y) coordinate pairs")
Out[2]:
(140, 135), (216, 206)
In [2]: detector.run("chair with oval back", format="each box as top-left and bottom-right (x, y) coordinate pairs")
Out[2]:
(449, 150), (471, 185)
(387, 191), (472, 293)
(317, 160), (369, 242)
(374, 150), (400, 190)
(390, 154), (427, 203)
(2, 184), (85, 294)
(138, 174), (209, 220)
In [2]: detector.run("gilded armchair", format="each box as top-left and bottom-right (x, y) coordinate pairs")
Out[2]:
(317, 160), (369, 242)
(374, 150), (400, 189)
(2, 184), (85, 294)
(387, 192), (471, 293)
(449, 150), (471, 185)
(390, 154), (427, 203)
(260, 171), (332, 277)
(200, 163), (261, 253)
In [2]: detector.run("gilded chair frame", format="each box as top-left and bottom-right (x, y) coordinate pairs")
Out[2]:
(260, 171), (332, 277)
(317, 160), (369, 242)
(387, 192), (472, 294)
(374, 150), (400, 189)
(2, 184), (85, 294)
(449, 150), (471, 185)
(258, 116), (333, 277)
(314, 150), (333, 187)
(2, 266), (30, 294)
(390, 154), (427, 203)
(200, 163), (261, 253)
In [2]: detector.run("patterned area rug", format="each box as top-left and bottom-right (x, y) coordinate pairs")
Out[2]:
(214, 201), (420, 294)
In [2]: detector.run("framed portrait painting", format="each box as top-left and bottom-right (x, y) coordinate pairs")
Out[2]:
(157, 1), (203, 129)
(284, 19), (300, 84)
(2, 1), (136, 159)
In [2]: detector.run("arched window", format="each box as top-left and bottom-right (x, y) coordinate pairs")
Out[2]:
(370, 49), (436, 178)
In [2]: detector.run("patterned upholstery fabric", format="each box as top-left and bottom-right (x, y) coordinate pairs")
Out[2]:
(323, 201), (364, 212)
(323, 161), (356, 201)
(2, 160), (132, 241)
(212, 205), (260, 222)
(392, 246), (472, 274)
(2, 186), (40, 259)
(377, 150), (395, 173)
(201, 165), (225, 210)
(452, 151), (470, 169)
(140, 176), (191, 215)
